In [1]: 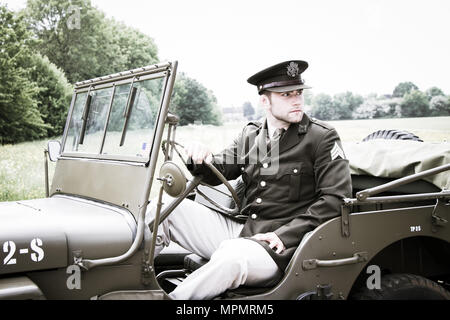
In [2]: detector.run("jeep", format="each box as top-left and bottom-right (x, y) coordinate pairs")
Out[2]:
(1, 61), (449, 300)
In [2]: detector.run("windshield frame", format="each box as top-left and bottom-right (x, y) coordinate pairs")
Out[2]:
(60, 65), (171, 163)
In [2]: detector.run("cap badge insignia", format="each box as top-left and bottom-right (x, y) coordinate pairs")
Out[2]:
(287, 62), (299, 78)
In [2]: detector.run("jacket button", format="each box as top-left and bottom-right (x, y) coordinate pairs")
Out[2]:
(241, 167), (245, 172)
(262, 163), (269, 169)
(251, 214), (258, 220)
(256, 198), (262, 204)
(293, 169), (298, 174)
(260, 181), (266, 187)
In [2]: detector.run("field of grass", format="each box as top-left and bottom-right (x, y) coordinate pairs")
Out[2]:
(327, 117), (450, 143)
(1, 116), (449, 202)
(0, 140), (57, 201)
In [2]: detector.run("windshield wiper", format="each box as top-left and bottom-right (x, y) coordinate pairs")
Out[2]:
(120, 85), (138, 147)
(78, 90), (93, 145)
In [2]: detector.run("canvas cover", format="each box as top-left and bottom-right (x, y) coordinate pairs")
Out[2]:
(343, 140), (450, 190)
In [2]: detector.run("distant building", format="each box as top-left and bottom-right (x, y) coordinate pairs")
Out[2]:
(222, 106), (246, 122)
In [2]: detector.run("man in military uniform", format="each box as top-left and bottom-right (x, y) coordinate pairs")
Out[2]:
(148, 60), (352, 300)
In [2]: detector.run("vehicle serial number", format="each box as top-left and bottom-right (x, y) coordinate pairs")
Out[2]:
(2, 239), (45, 265)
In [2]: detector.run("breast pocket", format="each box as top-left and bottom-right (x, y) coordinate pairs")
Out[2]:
(276, 162), (302, 202)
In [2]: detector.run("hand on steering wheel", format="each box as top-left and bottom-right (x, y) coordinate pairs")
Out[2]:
(161, 140), (242, 216)
(184, 141), (213, 165)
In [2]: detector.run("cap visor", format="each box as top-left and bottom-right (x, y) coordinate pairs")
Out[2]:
(266, 84), (312, 92)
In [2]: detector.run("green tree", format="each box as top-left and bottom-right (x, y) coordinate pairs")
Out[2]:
(332, 91), (364, 120)
(0, 5), (48, 144)
(206, 90), (223, 125)
(171, 73), (222, 126)
(29, 54), (73, 137)
(110, 20), (159, 71)
(352, 97), (401, 119)
(400, 90), (430, 117)
(429, 95), (450, 116)
(23, 0), (159, 83)
(393, 81), (419, 98)
(426, 86), (445, 101)
(310, 92), (363, 120)
(24, 0), (110, 83)
(310, 93), (333, 120)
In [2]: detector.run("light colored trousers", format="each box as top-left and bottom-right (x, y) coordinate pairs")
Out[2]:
(146, 195), (282, 300)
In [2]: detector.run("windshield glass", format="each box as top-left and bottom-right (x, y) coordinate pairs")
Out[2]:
(63, 73), (166, 161)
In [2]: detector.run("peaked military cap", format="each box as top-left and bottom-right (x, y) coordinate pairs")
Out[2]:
(247, 60), (312, 94)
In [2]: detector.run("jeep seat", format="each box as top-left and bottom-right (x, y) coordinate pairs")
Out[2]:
(180, 231), (314, 298)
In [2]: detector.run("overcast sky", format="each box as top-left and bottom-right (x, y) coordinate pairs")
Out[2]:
(4, 0), (450, 109)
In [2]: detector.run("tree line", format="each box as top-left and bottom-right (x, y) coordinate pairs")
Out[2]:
(240, 81), (449, 122)
(308, 81), (450, 121)
(0, 0), (221, 145)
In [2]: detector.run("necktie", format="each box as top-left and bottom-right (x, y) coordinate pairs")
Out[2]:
(267, 128), (285, 152)
(272, 128), (285, 141)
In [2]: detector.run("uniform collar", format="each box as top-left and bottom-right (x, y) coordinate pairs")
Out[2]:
(261, 113), (310, 136)
(278, 113), (310, 154)
(296, 113), (310, 134)
(256, 113), (310, 158)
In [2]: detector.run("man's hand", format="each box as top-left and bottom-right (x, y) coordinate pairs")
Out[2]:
(252, 232), (286, 254)
(184, 142), (213, 164)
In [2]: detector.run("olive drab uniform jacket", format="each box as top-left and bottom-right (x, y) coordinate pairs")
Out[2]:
(190, 113), (352, 270)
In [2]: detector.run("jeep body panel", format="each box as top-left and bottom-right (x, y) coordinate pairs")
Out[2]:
(26, 254), (145, 300)
(0, 276), (45, 300)
(0, 195), (135, 276)
(50, 158), (149, 220)
(245, 202), (449, 300)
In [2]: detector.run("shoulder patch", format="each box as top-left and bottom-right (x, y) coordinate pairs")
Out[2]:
(330, 142), (346, 160)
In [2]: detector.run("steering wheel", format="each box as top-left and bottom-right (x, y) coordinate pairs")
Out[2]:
(161, 140), (242, 217)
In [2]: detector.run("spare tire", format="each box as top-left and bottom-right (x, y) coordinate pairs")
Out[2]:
(352, 273), (450, 300)
(362, 129), (423, 142)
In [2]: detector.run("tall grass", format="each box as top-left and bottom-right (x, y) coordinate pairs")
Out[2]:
(0, 140), (57, 201)
(1, 117), (449, 202)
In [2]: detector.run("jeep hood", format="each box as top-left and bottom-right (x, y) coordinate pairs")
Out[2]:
(0, 195), (136, 275)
